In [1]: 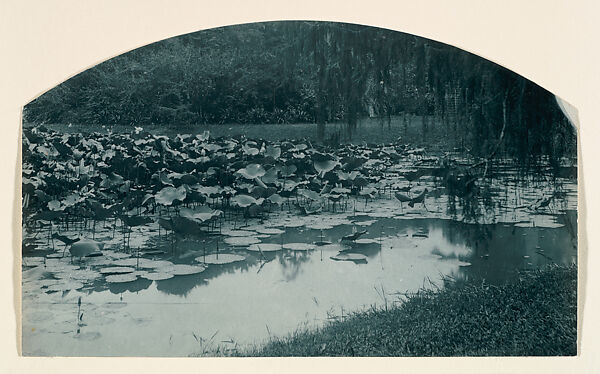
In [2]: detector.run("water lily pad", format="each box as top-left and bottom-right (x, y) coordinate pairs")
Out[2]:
(256, 228), (285, 235)
(140, 272), (174, 281)
(513, 222), (532, 228)
(68, 269), (101, 281)
(137, 260), (174, 269)
(196, 253), (246, 265)
(354, 220), (377, 227)
(330, 253), (368, 262)
(105, 273), (138, 283)
(282, 220), (305, 228)
(44, 261), (79, 273)
(305, 222), (333, 230)
(247, 243), (283, 252)
(354, 238), (378, 244)
(221, 229), (257, 237)
(282, 243), (316, 251)
(46, 280), (85, 292)
(168, 264), (207, 276)
(100, 266), (136, 275)
(112, 258), (163, 268)
(367, 211), (396, 218)
(224, 236), (261, 246)
(133, 270), (150, 278)
(85, 257), (113, 266)
(103, 251), (131, 259)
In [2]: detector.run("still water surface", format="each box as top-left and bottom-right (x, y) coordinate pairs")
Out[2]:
(22, 212), (576, 356)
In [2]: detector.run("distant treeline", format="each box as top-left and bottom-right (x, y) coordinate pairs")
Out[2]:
(25, 21), (575, 160)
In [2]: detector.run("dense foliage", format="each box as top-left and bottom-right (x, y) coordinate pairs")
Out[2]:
(25, 21), (575, 161)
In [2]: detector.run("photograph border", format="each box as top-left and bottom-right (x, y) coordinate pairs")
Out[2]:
(2, 0), (597, 373)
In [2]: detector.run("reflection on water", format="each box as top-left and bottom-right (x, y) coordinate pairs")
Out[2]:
(22, 212), (576, 356)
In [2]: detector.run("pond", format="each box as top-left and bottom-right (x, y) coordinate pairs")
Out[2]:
(22, 196), (577, 356)
(21, 123), (578, 356)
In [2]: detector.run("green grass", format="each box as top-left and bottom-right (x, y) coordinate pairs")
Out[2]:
(242, 264), (577, 357)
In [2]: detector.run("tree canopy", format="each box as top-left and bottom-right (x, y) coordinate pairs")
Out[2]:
(24, 21), (575, 162)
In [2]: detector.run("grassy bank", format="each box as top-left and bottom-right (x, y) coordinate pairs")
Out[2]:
(244, 264), (577, 357)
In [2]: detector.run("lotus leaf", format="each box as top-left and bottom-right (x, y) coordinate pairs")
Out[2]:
(298, 188), (321, 201)
(47, 200), (62, 211)
(155, 186), (187, 206)
(69, 240), (104, 258)
(242, 144), (259, 156)
(280, 164), (297, 177)
(313, 159), (339, 176)
(196, 131), (210, 141)
(267, 193), (284, 205)
(264, 145), (281, 159)
(171, 216), (204, 235)
(261, 167), (279, 184)
(231, 194), (258, 208)
(331, 186), (351, 194)
(63, 193), (84, 207)
(360, 187), (378, 196)
(236, 164), (266, 179)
